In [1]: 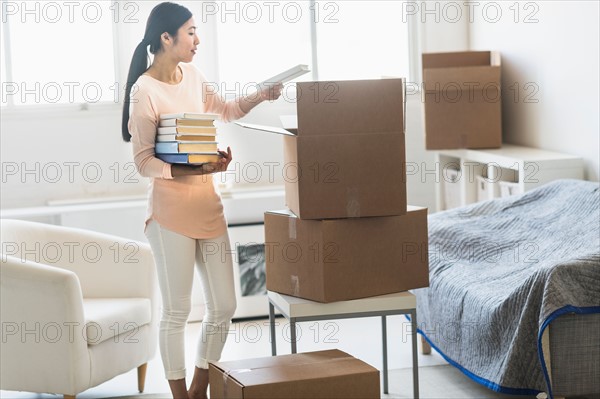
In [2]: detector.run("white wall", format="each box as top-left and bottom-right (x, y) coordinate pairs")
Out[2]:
(12, 2), (596, 213)
(468, 0), (599, 180)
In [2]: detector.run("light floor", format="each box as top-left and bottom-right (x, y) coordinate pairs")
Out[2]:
(1, 315), (447, 398)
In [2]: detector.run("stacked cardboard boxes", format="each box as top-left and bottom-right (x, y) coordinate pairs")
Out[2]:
(422, 51), (502, 150)
(257, 79), (430, 303)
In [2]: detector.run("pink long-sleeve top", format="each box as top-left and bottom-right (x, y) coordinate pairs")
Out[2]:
(128, 62), (247, 239)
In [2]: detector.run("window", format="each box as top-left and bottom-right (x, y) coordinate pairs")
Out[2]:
(316, 1), (410, 80)
(215, 0), (410, 87)
(1, 0), (116, 107)
(214, 0), (313, 97)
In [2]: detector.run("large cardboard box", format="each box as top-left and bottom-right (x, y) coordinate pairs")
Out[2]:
(209, 349), (380, 399)
(422, 51), (502, 149)
(237, 79), (406, 220)
(264, 206), (429, 303)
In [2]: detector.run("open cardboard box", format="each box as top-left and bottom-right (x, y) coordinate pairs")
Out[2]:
(209, 349), (380, 399)
(236, 79), (407, 220)
(264, 206), (429, 303)
(422, 51), (502, 149)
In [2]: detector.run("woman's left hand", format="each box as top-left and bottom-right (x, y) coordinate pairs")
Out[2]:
(260, 83), (283, 101)
(200, 147), (232, 174)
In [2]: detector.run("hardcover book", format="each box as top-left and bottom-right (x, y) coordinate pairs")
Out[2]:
(258, 64), (310, 89)
(156, 153), (222, 165)
(157, 126), (217, 135)
(159, 118), (216, 127)
(159, 112), (220, 121)
(155, 141), (218, 153)
(156, 134), (218, 142)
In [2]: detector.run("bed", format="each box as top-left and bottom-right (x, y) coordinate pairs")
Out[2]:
(413, 179), (600, 398)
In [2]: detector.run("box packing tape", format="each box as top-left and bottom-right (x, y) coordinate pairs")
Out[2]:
(291, 275), (300, 296)
(288, 217), (296, 239)
(346, 187), (361, 217)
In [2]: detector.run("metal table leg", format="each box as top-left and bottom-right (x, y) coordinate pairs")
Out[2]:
(269, 301), (277, 356)
(290, 318), (297, 354)
(411, 310), (420, 399)
(382, 315), (388, 394)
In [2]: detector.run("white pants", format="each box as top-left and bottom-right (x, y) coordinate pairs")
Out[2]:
(145, 220), (237, 380)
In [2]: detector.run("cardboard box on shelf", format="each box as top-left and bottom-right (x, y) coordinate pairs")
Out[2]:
(236, 78), (406, 220)
(422, 51), (502, 150)
(264, 206), (429, 303)
(209, 349), (380, 399)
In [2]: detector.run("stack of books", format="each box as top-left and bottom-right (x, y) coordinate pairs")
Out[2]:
(155, 112), (222, 164)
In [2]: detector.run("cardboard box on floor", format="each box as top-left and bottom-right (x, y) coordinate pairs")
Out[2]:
(264, 206), (429, 303)
(209, 349), (380, 399)
(422, 51), (502, 150)
(236, 78), (406, 220)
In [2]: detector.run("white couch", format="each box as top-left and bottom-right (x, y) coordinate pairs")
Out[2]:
(0, 219), (159, 398)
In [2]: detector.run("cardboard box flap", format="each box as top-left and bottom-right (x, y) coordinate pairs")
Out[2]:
(234, 122), (296, 136)
(423, 65), (501, 91)
(296, 79), (405, 136)
(265, 209), (297, 218)
(422, 51), (495, 68)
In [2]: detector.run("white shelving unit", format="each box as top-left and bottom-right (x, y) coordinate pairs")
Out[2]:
(435, 144), (584, 211)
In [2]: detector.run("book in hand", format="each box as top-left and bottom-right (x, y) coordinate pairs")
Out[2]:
(156, 152), (222, 165)
(159, 112), (220, 121)
(156, 134), (218, 142)
(155, 141), (218, 153)
(258, 64), (310, 90)
(156, 112), (221, 164)
(157, 125), (217, 135)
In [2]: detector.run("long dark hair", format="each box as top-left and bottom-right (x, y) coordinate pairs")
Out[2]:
(121, 2), (193, 142)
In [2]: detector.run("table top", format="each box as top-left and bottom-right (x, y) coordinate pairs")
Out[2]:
(268, 291), (416, 318)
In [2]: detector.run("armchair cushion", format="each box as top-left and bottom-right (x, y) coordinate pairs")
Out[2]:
(83, 298), (152, 346)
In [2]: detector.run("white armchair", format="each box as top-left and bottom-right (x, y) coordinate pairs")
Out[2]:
(0, 219), (159, 398)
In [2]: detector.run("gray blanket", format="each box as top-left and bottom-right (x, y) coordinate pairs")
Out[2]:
(413, 179), (600, 396)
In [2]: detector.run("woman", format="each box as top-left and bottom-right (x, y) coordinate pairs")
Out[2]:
(121, 3), (282, 398)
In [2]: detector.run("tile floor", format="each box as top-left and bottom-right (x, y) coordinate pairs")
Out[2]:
(1, 315), (447, 398)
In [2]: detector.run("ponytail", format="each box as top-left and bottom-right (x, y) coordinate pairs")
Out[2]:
(121, 2), (193, 142)
(121, 40), (150, 142)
